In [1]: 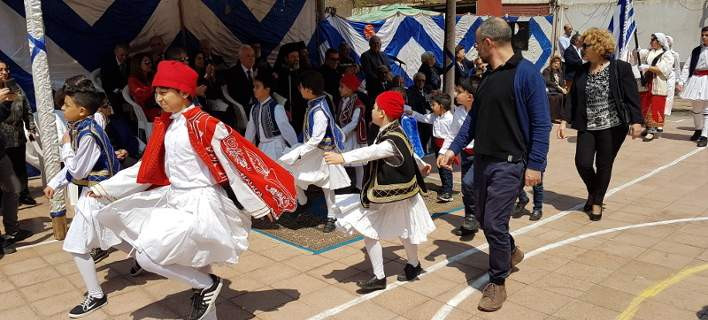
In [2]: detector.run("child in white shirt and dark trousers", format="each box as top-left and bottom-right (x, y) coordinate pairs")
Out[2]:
(408, 93), (458, 202)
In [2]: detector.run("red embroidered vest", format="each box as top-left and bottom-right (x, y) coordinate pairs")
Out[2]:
(136, 107), (297, 217)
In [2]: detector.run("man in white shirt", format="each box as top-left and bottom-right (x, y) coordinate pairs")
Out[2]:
(558, 24), (573, 60)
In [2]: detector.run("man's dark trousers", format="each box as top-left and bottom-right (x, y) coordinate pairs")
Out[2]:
(460, 152), (476, 229)
(473, 155), (524, 284)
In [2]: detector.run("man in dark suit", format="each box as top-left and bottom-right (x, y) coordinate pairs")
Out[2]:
(564, 34), (584, 88)
(225, 45), (257, 115)
(454, 45), (475, 86)
(407, 72), (433, 153)
(100, 43), (130, 111)
(199, 39), (226, 70)
(319, 48), (342, 106)
(360, 36), (390, 100)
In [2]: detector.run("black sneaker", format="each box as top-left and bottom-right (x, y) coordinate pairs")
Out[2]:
(690, 130), (702, 141)
(68, 294), (107, 318)
(437, 193), (453, 202)
(514, 198), (529, 213)
(698, 136), (708, 148)
(323, 218), (337, 233)
(129, 259), (143, 277)
(1, 238), (16, 255)
(397, 263), (424, 281)
(90, 248), (109, 263)
(3, 229), (33, 245)
(529, 208), (542, 221)
(19, 194), (37, 206)
(356, 276), (386, 292)
(188, 274), (223, 320)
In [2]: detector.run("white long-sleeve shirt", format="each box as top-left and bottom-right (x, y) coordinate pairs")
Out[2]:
(407, 106), (459, 154)
(47, 133), (101, 190)
(245, 97), (298, 147)
(341, 122), (428, 171)
(680, 46), (708, 85)
(279, 108), (330, 165)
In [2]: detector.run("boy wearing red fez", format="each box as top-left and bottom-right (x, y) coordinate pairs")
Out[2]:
(279, 70), (350, 233)
(324, 91), (436, 292)
(337, 74), (367, 190)
(89, 61), (297, 320)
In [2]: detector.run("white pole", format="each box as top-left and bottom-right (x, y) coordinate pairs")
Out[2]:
(23, 0), (67, 240)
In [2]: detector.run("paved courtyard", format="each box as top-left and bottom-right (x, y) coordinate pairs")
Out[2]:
(1, 111), (708, 320)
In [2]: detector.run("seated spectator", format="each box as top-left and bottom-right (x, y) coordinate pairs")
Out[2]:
(149, 36), (166, 64)
(192, 52), (235, 127)
(100, 43), (130, 112)
(542, 56), (568, 123)
(96, 93), (139, 167)
(165, 46), (189, 64)
(127, 53), (161, 120)
(199, 39), (225, 70)
(252, 42), (272, 75)
(418, 51), (443, 92)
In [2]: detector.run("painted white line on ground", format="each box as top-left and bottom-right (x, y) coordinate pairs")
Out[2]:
(431, 216), (708, 320)
(671, 119), (686, 123)
(307, 147), (705, 320)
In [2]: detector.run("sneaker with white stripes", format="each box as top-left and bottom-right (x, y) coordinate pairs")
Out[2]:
(68, 294), (107, 318)
(188, 274), (223, 320)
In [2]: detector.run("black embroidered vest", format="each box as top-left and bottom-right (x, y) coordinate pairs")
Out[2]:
(361, 121), (426, 208)
(250, 98), (282, 146)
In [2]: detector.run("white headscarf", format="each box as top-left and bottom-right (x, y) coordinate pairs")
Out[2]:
(653, 33), (670, 51)
(666, 35), (674, 50)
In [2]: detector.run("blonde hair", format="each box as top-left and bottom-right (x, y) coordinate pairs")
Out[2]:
(581, 28), (615, 58)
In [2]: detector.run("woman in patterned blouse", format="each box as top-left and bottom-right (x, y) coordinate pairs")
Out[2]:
(557, 28), (643, 221)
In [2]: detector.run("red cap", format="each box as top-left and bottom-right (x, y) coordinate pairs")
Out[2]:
(152, 60), (198, 96)
(375, 91), (404, 120)
(340, 74), (361, 92)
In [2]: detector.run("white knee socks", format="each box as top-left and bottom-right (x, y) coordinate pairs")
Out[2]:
(364, 237), (385, 280)
(323, 188), (339, 219)
(135, 251), (213, 289)
(72, 253), (103, 298)
(399, 237), (419, 267)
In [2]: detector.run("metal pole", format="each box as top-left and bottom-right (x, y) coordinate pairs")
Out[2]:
(23, 0), (67, 240)
(443, 0), (456, 97)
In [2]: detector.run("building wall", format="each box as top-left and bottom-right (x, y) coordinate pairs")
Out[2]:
(503, 3), (551, 16)
(562, 0), (707, 63)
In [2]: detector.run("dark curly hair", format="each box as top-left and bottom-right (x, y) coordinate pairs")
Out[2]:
(62, 75), (101, 114)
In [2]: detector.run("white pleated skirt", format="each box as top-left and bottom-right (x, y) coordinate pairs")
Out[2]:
(63, 188), (121, 255)
(287, 148), (351, 190)
(96, 185), (251, 268)
(680, 74), (708, 101)
(334, 193), (436, 245)
(259, 138), (289, 161)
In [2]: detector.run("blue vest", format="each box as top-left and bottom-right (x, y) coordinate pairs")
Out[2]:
(304, 96), (345, 151)
(250, 97), (282, 144)
(66, 117), (120, 187)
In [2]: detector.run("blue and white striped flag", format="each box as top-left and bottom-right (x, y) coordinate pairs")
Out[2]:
(608, 0), (637, 61)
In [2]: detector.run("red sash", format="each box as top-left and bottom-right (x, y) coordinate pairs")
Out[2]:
(137, 107), (297, 217)
(694, 70), (708, 76)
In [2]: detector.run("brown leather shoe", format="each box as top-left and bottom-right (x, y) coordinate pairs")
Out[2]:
(511, 246), (524, 267)
(478, 283), (507, 312)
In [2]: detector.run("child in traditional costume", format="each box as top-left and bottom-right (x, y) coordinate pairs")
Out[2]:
(451, 82), (480, 237)
(324, 91), (436, 292)
(280, 71), (350, 233)
(90, 61), (297, 320)
(337, 74), (367, 190)
(43, 75), (125, 318)
(245, 72), (298, 160)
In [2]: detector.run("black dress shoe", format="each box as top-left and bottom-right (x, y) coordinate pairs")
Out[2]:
(690, 130), (702, 141)
(583, 199), (593, 213)
(397, 263), (423, 281)
(452, 226), (477, 237)
(529, 209), (542, 221)
(19, 194), (37, 206)
(514, 198), (529, 213)
(323, 218), (337, 233)
(589, 205), (603, 221)
(698, 136), (708, 148)
(356, 276), (386, 292)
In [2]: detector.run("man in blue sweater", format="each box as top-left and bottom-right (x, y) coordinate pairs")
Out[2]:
(438, 17), (551, 312)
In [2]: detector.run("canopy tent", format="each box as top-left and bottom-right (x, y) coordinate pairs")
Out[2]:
(348, 4), (440, 22)
(316, 13), (554, 87)
(0, 0), (317, 108)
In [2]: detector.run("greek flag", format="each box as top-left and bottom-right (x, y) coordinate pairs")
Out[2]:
(608, 0), (637, 61)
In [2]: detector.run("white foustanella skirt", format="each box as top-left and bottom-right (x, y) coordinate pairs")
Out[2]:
(96, 185), (251, 268)
(334, 193), (436, 244)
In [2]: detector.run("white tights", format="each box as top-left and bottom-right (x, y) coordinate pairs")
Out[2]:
(364, 237), (419, 280)
(323, 188), (340, 219)
(134, 251), (213, 289)
(71, 242), (134, 299)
